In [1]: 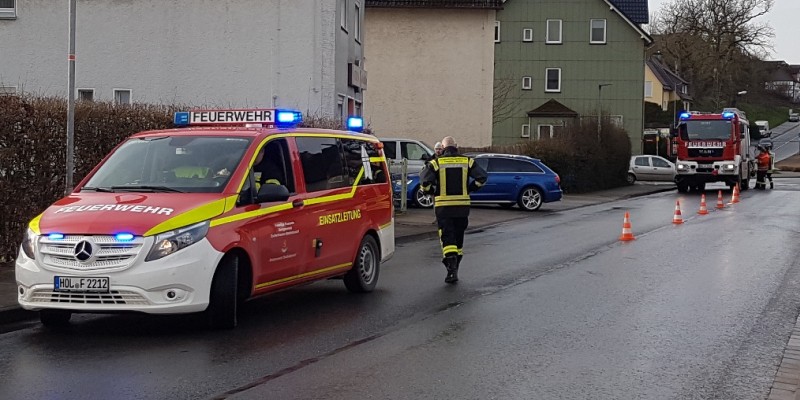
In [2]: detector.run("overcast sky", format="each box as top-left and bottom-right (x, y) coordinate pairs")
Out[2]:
(646, 0), (800, 64)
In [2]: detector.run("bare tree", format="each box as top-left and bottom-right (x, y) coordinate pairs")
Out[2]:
(492, 78), (518, 126)
(650, 0), (774, 109)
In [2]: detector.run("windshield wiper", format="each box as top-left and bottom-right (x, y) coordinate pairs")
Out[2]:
(81, 186), (115, 192)
(110, 185), (185, 193)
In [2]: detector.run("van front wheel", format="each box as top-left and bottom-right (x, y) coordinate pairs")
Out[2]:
(206, 255), (238, 329)
(344, 236), (380, 293)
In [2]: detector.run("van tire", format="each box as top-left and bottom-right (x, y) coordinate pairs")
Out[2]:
(344, 236), (380, 293)
(40, 310), (71, 327)
(207, 255), (238, 329)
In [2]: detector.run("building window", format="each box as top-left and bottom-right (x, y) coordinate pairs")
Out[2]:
(0, 0), (16, 19)
(340, 0), (347, 31)
(494, 21), (500, 43)
(521, 124), (531, 138)
(644, 81), (653, 98)
(354, 101), (362, 117)
(522, 76), (532, 90)
(354, 3), (361, 41)
(337, 95), (346, 122)
(546, 19), (562, 44)
(590, 19), (606, 44)
(0, 86), (16, 95)
(537, 125), (554, 140)
(545, 68), (561, 92)
(114, 89), (131, 105)
(523, 28), (533, 42)
(77, 89), (94, 102)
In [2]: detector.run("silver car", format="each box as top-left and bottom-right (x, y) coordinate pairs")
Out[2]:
(627, 155), (676, 184)
(379, 138), (435, 174)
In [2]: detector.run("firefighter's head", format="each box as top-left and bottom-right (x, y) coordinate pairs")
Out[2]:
(442, 136), (457, 149)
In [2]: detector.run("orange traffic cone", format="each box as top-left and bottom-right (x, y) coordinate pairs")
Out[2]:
(730, 184), (740, 204)
(619, 211), (636, 241)
(698, 194), (709, 215)
(672, 200), (684, 224)
(715, 190), (725, 209)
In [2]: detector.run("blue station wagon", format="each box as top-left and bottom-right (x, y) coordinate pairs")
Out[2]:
(394, 153), (562, 211)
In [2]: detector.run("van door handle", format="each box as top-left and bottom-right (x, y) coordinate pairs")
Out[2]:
(514, 176), (521, 180)
(292, 199), (304, 208)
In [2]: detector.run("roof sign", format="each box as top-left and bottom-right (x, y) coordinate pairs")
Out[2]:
(174, 109), (278, 126)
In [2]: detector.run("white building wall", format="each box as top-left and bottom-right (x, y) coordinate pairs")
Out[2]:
(0, 0), (350, 116)
(364, 8), (495, 147)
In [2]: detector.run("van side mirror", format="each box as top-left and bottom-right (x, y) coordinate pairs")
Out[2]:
(256, 184), (290, 203)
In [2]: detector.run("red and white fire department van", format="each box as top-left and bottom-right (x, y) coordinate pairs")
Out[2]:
(15, 109), (395, 329)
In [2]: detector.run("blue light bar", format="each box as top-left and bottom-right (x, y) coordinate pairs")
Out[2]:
(722, 112), (735, 119)
(48, 233), (65, 240)
(115, 233), (135, 242)
(679, 112), (691, 120)
(275, 110), (303, 128)
(347, 116), (364, 132)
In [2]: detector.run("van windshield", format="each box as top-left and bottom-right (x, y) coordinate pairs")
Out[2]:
(680, 120), (733, 141)
(83, 136), (252, 193)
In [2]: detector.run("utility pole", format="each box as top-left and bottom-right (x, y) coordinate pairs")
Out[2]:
(597, 83), (612, 141)
(65, 0), (77, 194)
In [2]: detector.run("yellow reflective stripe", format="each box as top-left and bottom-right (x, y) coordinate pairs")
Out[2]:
(255, 262), (352, 289)
(379, 220), (393, 230)
(457, 248), (464, 255)
(369, 157), (384, 163)
(145, 197), (232, 236)
(304, 167), (364, 205)
(435, 195), (470, 202)
(210, 201), (294, 227)
(435, 199), (471, 207)
(462, 164), (468, 194)
(437, 157), (468, 165)
(468, 158), (474, 168)
(29, 213), (43, 235)
(442, 245), (458, 256)
(430, 160), (439, 171)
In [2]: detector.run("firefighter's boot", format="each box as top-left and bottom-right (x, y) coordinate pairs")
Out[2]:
(444, 255), (459, 284)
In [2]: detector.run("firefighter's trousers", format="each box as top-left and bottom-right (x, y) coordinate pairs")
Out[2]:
(437, 217), (469, 260)
(756, 170), (768, 189)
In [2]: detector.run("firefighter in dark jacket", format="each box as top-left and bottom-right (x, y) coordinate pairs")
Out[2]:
(419, 136), (488, 284)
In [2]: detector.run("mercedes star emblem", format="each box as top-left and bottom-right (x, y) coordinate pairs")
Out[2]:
(73, 240), (94, 262)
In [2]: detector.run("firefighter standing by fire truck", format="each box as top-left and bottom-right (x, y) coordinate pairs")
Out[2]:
(420, 136), (487, 284)
(755, 145), (771, 190)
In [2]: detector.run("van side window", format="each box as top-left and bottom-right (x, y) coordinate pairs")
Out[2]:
(342, 139), (386, 185)
(296, 137), (348, 192)
(255, 138), (295, 193)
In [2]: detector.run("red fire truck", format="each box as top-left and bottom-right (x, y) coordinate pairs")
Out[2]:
(672, 108), (755, 193)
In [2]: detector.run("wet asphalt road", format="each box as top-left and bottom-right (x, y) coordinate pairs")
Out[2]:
(1, 179), (799, 400)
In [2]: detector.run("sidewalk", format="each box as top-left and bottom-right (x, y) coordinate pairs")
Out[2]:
(0, 181), (676, 324)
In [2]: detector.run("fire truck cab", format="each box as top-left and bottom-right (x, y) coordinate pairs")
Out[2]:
(672, 108), (755, 193)
(16, 109), (395, 329)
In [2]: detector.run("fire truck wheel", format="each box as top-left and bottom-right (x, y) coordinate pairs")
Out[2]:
(626, 173), (636, 185)
(677, 183), (689, 193)
(40, 309), (72, 328)
(740, 178), (750, 191)
(344, 235), (380, 293)
(207, 255), (238, 329)
(693, 183), (705, 192)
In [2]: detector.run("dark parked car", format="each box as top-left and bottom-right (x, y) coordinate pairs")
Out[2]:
(393, 153), (562, 211)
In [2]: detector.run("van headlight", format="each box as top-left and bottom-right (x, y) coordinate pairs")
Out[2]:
(677, 164), (687, 170)
(146, 221), (210, 261)
(724, 164), (735, 170)
(20, 228), (37, 260)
